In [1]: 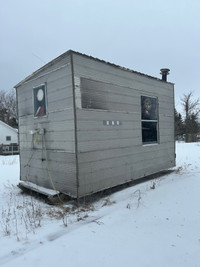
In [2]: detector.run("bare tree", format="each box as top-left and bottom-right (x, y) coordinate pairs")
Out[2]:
(0, 90), (7, 121)
(181, 92), (200, 119)
(0, 89), (17, 127)
(174, 108), (184, 140)
(181, 92), (200, 142)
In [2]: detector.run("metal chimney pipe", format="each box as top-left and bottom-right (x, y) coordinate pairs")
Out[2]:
(160, 68), (170, 81)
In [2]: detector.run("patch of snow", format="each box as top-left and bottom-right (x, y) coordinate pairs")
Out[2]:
(0, 142), (200, 267)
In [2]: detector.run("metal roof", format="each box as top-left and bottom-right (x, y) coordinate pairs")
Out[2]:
(14, 50), (173, 88)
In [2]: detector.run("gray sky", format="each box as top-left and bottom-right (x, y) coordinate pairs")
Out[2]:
(1, 0), (199, 112)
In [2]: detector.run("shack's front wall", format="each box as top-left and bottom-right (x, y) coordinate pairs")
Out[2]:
(72, 53), (175, 197)
(16, 55), (77, 196)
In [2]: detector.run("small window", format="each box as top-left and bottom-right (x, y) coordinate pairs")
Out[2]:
(33, 84), (47, 117)
(6, 136), (11, 141)
(81, 78), (107, 110)
(141, 96), (158, 144)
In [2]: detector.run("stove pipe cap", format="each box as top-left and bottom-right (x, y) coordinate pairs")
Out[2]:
(160, 68), (170, 81)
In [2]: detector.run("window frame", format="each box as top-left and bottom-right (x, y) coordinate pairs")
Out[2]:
(141, 95), (159, 145)
(6, 136), (11, 141)
(33, 83), (47, 118)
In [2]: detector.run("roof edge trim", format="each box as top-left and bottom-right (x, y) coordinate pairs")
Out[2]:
(14, 50), (174, 88)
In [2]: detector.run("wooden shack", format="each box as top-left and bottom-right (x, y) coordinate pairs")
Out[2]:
(15, 50), (175, 199)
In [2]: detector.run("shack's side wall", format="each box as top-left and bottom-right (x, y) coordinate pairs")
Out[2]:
(72, 53), (175, 197)
(16, 55), (77, 196)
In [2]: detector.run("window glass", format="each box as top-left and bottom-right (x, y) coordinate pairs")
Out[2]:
(81, 78), (107, 110)
(6, 136), (11, 141)
(142, 122), (157, 144)
(33, 84), (47, 117)
(81, 78), (132, 112)
(141, 96), (157, 120)
(141, 96), (158, 144)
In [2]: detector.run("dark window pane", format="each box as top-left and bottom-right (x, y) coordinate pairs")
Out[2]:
(81, 78), (129, 111)
(141, 96), (157, 120)
(142, 122), (157, 144)
(81, 78), (107, 110)
(6, 136), (11, 141)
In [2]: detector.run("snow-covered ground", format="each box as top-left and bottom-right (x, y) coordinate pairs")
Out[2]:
(0, 142), (200, 267)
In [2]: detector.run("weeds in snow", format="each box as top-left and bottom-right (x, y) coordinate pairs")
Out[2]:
(134, 189), (141, 208)
(175, 166), (183, 174)
(126, 203), (131, 209)
(150, 182), (156, 190)
(62, 214), (68, 227)
(0, 189), (43, 240)
(175, 163), (192, 174)
(126, 189), (142, 209)
(0, 157), (18, 166)
(20, 198), (42, 233)
(102, 198), (116, 207)
(1, 207), (11, 236)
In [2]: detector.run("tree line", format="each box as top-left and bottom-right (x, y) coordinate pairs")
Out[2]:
(175, 92), (200, 142)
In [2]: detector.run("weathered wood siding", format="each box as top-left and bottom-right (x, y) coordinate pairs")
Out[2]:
(16, 55), (77, 196)
(72, 53), (175, 197)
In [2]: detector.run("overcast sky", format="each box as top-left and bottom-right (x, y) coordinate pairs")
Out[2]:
(1, 0), (199, 112)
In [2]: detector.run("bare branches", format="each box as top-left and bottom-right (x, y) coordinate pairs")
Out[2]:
(0, 88), (17, 127)
(180, 91), (200, 142)
(181, 91), (200, 119)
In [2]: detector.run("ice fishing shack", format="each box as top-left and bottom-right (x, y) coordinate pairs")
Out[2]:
(15, 50), (175, 199)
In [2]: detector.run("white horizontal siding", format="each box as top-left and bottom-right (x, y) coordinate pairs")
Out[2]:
(73, 53), (175, 197)
(17, 54), (78, 196)
(0, 122), (18, 144)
